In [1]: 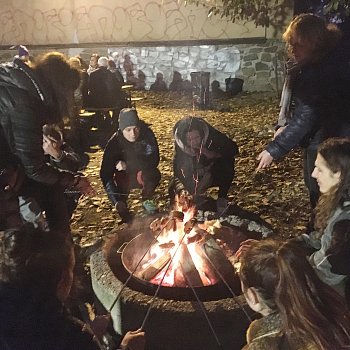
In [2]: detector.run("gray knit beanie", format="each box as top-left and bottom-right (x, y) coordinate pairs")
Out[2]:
(119, 108), (140, 130)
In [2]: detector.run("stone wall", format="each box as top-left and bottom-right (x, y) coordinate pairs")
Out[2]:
(0, 39), (286, 92)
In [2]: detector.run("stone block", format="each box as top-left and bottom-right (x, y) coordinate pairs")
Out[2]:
(243, 53), (259, 62)
(261, 53), (272, 62)
(255, 62), (269, 71)
(242, 67), (256, 77)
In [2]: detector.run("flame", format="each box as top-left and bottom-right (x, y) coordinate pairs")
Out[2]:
(140, 192), (219, 287)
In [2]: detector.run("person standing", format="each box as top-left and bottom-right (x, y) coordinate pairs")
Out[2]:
(257, 14), (350, 211)
(100, 108), (160, 223)
(0, 52), (94, 232)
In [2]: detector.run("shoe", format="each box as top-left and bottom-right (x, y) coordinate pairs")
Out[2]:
(142, 199), (158, 214)
(115, 201), (133, 223)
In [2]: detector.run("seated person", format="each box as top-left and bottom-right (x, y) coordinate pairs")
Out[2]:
(0, 225), (145, 350)
(211, 80), (226, 99)
(238, 239), (350, 349)
(134, 70), (146, 90)
(100, 108), (161, 223)
(169, 116), (238, 212)
(107, 59), (124, 89)
(150, 72), (168, 92)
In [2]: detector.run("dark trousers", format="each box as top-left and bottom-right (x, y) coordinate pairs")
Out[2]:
(114, 168), (161, 203)
(212, 158), (235, 198)
(19, 179), (71, 234)
(169, 158), (235, 200)
(303, 147), (320, 209)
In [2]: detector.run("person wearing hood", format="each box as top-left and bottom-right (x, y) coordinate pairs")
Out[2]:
(100, 108), (160, 223)
(0, 52), (94, 232)
(170, 116), (238, 212)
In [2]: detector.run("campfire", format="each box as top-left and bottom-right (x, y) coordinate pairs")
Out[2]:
(121, 192), (238, 289)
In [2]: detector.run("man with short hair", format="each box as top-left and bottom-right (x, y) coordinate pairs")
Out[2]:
(100, 108), (160, 223)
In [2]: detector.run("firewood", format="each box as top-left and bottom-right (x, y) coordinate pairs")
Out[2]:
(137, 252), (171, 281)
(178, 244), (203, 287)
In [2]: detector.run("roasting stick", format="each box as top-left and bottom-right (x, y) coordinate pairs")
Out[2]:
(108, 218), (173, 313)
(201, 244), (252, 322)
(179, 261), (222, 349)
(140, 231), (188, 330)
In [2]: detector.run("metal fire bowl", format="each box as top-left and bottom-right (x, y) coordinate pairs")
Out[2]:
(116, 227), (242, 301)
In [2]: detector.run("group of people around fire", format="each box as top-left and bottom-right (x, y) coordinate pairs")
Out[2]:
(1, 12), (350, 350)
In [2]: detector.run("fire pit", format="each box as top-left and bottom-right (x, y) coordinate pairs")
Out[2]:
(91, 195), (272, 350)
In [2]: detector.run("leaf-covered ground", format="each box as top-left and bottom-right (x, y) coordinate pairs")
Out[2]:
(71, 91), (310, 246)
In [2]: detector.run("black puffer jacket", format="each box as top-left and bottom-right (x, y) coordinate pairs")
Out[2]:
(267, 47), (350, 160)
(0, 59), (75, 188)
(100, 120), (159, 205)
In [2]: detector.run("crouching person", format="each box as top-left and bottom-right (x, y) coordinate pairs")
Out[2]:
(100, 108), (161, 224)
(169, 116), (238, 212)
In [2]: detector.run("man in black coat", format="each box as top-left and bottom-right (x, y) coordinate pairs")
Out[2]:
(169, 116), (238, 212)
(100, 108), (160, 223)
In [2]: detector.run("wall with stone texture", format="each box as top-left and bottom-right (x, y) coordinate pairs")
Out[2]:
(0, 39), (285, 92)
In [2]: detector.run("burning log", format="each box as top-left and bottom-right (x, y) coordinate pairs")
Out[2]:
(186, 227), (207, 244)
(197, 236), (236, 281)
(137, 252), (171, 281)
(178, 243), (203, 287)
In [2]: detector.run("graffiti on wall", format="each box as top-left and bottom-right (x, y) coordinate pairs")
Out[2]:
(0, 0), (264, 45)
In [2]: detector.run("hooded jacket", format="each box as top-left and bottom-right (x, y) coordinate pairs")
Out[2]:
(172, 117), (238, 193)
(0, 58), (75, 188)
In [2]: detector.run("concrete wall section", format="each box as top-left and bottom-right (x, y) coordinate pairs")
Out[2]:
(0, 0), (269, 46)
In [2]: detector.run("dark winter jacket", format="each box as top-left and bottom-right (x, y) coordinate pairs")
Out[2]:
(0, 58), (75, 189)
(0, 284), (103, 350)
(267, 47), (350, 160)
(100, 120), (159, 205)
(86, 67), (120, 109)
(172, 117), (238, 193)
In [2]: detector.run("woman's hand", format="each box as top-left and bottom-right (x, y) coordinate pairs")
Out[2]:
(120, 328), (145, 350)
(257, 150), (274, 170)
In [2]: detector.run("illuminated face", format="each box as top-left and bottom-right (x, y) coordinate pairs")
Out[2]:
(186, 130), (202, 150)
(312, 154), (341, 194)
(288, 35), (315, 64)
(89, 56), (98, 68)
(122, 126), (140, 142)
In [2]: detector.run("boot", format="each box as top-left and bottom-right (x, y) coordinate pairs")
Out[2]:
(115, 201), (133, 224)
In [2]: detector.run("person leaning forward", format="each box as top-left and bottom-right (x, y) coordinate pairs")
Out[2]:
(100, 108), (161, 223)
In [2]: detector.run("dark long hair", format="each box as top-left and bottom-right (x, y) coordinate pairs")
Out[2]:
(283, 13), (342, 61)
(32, 52), (80, 122)
(239, 239), (350, 349)
(315, 137), (350, 232)
(0, 225), (72, 295)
